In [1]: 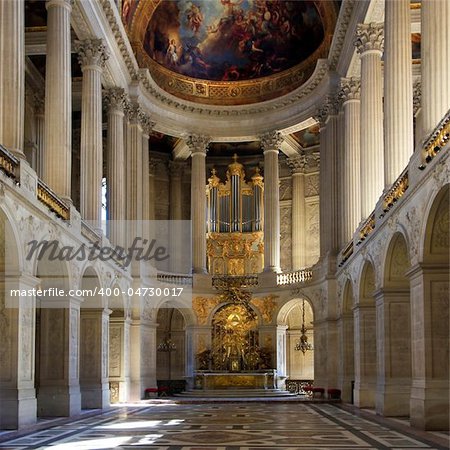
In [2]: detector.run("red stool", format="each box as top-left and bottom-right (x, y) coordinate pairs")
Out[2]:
(158, 386), (169, 397)
(144, 388), (158, 399)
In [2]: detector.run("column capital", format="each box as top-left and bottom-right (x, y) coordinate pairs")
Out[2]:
(103, 87), (127, 113)
(185, 134), (210, 155)
(140, 112), (155, 137)
(169, 160), (184, 178)
(260, 131), (283, 152)
(340, 77), (361, 104)
(287, 155), (307, 174)
(125, 101), (143, 124)
(354, 23), (384, 55)
(46, 0), (72, 12)
(75, 38), (109, 69)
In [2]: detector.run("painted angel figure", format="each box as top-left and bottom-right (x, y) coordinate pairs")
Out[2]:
(186, 3), (204, 34)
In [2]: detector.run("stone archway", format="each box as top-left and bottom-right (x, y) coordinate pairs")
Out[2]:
(354, 261), (377, 408)
(409, 185), (449, 430)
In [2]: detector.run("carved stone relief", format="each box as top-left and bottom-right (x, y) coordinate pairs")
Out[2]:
(280, 206), (292, 271)
(305, 174), (320, 197)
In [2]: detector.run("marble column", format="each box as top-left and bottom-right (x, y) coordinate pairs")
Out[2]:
(43, 0), (72, 200)
(261, 132), (283, 273)
(104, 87), (126, 247)
(384, 0), (413, 186)
(287, 155), (306, 270)
(0, 0), (25, 158)
(125, 102), (143, 257)
(186, 135), (210, 274)
(34, 92), (45, 178)
(421, 0), (450, 137)
(169, 160), (184, 273)
(355, 23), (384, 219)
(76, 39), (109, 229)
(340, 78), (361, 242)
(140, 114), (154, 244)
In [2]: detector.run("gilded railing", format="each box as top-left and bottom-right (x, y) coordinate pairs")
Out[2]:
(277, 269), (313, 286)
(0, 144), (19, 179)
(382, 169), (409, 214)
(212, 275), (259, 289)
(37, 180), (70, 220)
(157, 272), (193, 286)
(358, 213), (375, 243)
(81, 220), (102, 244)
(339, 240), (354, 267)
(421, 109), (450, 167)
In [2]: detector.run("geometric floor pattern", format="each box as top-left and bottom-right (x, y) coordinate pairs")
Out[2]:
(0, 402), (448, 450)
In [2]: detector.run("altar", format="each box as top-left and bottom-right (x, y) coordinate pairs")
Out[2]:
(194, 370), (277, 390)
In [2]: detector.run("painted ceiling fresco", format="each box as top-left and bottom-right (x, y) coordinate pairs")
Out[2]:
(292, 124), (321, 148)
(141, 0), (325, 81)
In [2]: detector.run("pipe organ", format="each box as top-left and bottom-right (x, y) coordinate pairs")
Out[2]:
(206, 155), (264, 275)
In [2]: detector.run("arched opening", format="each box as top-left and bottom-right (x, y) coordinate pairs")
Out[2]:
(278, 298), (314, 394)
(410, 185), (449, 430)
(79, 267), (109, 409)
(376, 232), (411, 416)
(354, 261), (376, 408)
(35, 245), (74, 418)
(108, 286), (129, 403)
(338, 280), (355, 403)
(156, 307), (186, 394)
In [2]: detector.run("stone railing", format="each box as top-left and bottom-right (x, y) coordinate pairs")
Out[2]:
(381, 169), (409, 216)
(37, 180), (70, 221)
(0, 144), (19, 180)
(421, 108), (450, 167)
(157, 272), (193, 286)
(212, 275), (259, 289)
(277, 269), (313, 286)
(339, 240), (354, 267)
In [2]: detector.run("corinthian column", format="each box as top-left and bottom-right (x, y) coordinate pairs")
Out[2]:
(186, 135), (210, 274)
(287, 155), (306, 270)
(384, 0), (413, 185)
(340, 78), (361, 241)
(0, 0), (25, 158)
(355, 23), (384, 219)
(43, 0), (72, 200)
(76, 39), (109, 229)
(104, 87), (126, 246)
(141, 114), (154, 246)
(421, 0), (450, 137)
(261, 132), (282, 273)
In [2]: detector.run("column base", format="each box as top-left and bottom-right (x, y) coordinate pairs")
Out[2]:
(339, 378), (354, 403)
(0, 388), (37, 430)
(376, 381), (411, 416)
(129, 379), (144, 401)
(410, 382), (449, 430)
(37, 385), (81, 417)
(354, 381), (376, 408)
(80, 382), (110, 409)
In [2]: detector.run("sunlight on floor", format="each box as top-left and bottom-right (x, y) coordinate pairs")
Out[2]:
(49, 436), (132, 449)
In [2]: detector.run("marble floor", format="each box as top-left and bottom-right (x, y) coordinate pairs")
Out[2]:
(0, 401), (448, 450)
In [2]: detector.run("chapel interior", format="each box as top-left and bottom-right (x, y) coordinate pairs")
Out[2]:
(0, 0), (449, 443)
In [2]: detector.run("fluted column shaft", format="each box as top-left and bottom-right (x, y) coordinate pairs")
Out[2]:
(0, 0), (25, 158)
(187, 136), (210, 274)
(355, 23), (384, 219)
(421, 0), (450, 137)
(340, 78), (361, 242)
(149, 159), (157, 221)
(77, 39), (108, 229)
(384, 0), (413, 185)
(261, 132), (282, 273)
(140, 115), (154, 233)
(288, 157), (306, 270)
(125, 103), (143, 250)
(104, 88), (126, 246)
(43, 0), (72, 199)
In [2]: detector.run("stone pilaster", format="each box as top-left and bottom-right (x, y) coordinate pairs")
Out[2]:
(340, 78), (361, 242)
(186, 135), (210, 274)
(43, 0), (72, 200)
(34, 92), (45, 178)
(169, 161), (184, 221)
(0, 0), (25, 158)
(421, 0), (450, 137)
(355, 23), (384, 219)
(260, 131), (283, 273)
(104, 87), (127, 246)
(384, 0), (413, 186)
(287, 155), (306, 270)
(76, 38), (109, 229)
(149, 158), (158, 221)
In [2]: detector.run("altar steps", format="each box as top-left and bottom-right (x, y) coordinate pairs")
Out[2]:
(174, 388), (297, 399)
